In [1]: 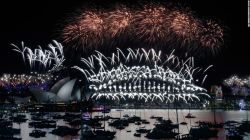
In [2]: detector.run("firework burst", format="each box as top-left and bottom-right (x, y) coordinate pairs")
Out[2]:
(12, 40), (65, 73)
(199, 20), (224, 53)
(132, 4), (170, 44)
(224, 75), (250, 96)
(224, 75), (250, 87)
(104, 7), (132, 38)
(168, 10), (201, 44)
(61, 3), (225, 55)
(62, 10), (105, 50)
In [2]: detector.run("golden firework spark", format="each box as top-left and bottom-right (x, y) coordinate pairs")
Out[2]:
(105, 7), (132, 37)
(169, 10), (200, 42)
(62, 10), (105, 50)
(132, 5), (170, 44)
(199, 20), (224, 51)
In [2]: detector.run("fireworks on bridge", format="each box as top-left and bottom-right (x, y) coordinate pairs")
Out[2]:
(73, 48), (210, 103)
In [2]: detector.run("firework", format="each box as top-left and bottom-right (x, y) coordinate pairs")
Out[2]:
(168, 10), (201, 44)
(104, 6), (132, 38)
(63, 10), (105, 50)
(224, 75), (250, 96)
(199, 20), (224, 52)
(62, 3), (225, 54)
(0, 73), (54, 93)
(73, 48), (210, 103)
(12, 40), (65, 72)
(132, 4), (170, 44)
(224, 75), (250, 87)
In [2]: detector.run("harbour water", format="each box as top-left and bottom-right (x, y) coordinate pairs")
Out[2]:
(11, 109), (250, 140)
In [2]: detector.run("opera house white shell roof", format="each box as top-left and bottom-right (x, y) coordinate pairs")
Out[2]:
(30, 77), (81, 103)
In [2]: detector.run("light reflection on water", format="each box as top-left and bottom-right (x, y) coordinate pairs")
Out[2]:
(12, 109), (250, 140)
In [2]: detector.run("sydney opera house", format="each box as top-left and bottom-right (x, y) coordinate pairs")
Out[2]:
(30, 77), (82, 103)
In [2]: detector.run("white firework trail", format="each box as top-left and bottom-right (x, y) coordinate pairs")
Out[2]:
(73, 48), (210, 103)
(203, 65), (213, 74)
(202, 74), (208, 85)
(12, 40), (65, 73)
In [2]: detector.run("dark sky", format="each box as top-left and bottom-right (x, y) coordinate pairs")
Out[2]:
(0, 0), (249, 86)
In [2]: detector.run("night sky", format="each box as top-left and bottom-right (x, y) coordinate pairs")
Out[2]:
(0, 0), (249, 86)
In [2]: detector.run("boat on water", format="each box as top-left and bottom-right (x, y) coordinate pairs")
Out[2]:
(196, 121), (224, 128)
(226, 134), (243, 140)
(135, 121), (141, 125)
(146, 128), (179, 139)
(224, 120), (239, 125)
(81, 125), (96, 138)
(0, 127), (21, 135)
(0, 135), (22, 140)
(180, 122), (188, 125)
(185, 113), (196, 118)
(116, 109), (124, 111)
(81, 125), (116, 140)
(123, 114), (129, 118)
(115, 124), (125, 130)
(51, 126), (80, 136)
(211, 122), (224, 128)
(175, 134), (194, 140)
(237, 120), (250, 133)
(185, 103), (196, 119)
(102, 108), (111, 113)
(127, 116), (141, 123)
(68, 118), (81, 126)
(0, 120), (12, 127)
(63, 113), (81, 122)
(134, 132), (141, 137)
(146, 119), (179, 139)
(29, 121), (56, 128)
(94, 129), (116, 137)
(50, 113), (64, 119)
(29, 130), (46, 138)
(150, 115), (163, 120)
(226, 127), (243, 140)
(109, 119), (129, 127)
(136, 127), (151, 133)
(10, 115), (28, 123)
(141, 119), (150, 124)
(189, 125), (218, 139)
